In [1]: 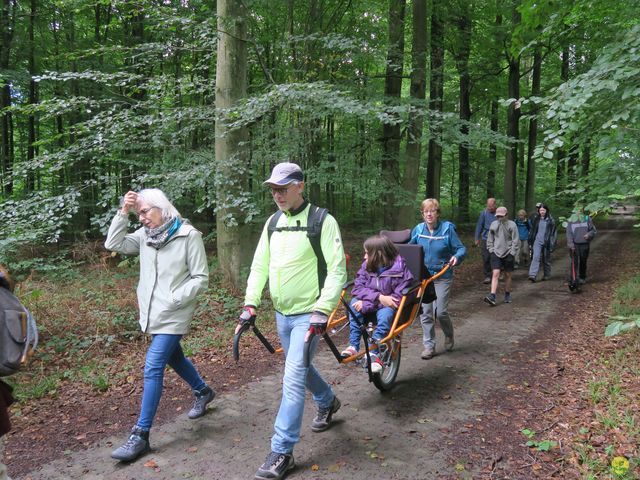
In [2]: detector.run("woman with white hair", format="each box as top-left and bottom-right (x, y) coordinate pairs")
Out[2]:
(105, 189), (212, 462)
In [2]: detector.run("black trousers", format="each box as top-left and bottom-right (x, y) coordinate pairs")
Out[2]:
(571, 243), (590, 280)
(481, 239), (491, 278)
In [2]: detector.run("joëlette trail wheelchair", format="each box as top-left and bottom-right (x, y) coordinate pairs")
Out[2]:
(233, 229), (449, 392)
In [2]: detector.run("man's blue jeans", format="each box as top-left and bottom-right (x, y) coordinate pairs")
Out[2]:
(271, 312), (335, 454)
(347, 299), (396, 350)
(137, 334), (206, 430)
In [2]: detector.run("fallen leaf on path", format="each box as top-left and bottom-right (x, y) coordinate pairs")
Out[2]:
(328, 464), (341, 472)
(143, 459), (158, 468)
(311, 464), (319, 471)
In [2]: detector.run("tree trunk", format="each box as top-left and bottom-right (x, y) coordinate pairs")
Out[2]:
(503, 7), (520, 215)
(426, 1), (444, 200)
(581, 140), (591, 178)
(26, 0), (38, 192)
(555, 46), (570, 195)
(487, 99), (498, 198)
(0, 0), (14, 195)
(397, 0), (427, 228)
(455, 2), (472, 223)
(525, 47), (541, 213)
(215, 0), (250, 289)
(381, 0), (406, 227)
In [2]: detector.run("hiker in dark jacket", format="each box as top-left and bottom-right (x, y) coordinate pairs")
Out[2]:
(566, 207), (597, 284)
(474, 198), (497, 284)
(341, 235), (414, 373)
(528, 203), (557, 282)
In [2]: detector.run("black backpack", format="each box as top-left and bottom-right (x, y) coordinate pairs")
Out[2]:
(267, 204), (329, 290)
(0, 287), (38, 377)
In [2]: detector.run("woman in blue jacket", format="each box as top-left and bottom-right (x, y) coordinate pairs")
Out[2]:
(409, 198), (467, 360)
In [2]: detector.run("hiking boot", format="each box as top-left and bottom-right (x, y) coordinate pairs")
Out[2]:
(578, 278), (586, 285)
(421, 347), (434, 360)
(370, 354), (383, 374)
(483, 277), (491, 284)
(111, 426), (150, 462)
(341, 345), (357, 357)
(528, 276), (536, 283)
(444, 335), (454, 352)
(310, 395), (341, 432)
(484, 294), (496, 306)
(504, 292), (512, 304)
(254, 451), (295, 480)
(188, 385), (215, 419)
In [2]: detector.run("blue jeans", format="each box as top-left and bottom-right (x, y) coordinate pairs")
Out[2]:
(347, 299), (396, 350)
(419, 276), (453, 349)
(271, 312), (335, 454)
(529, 243), (551, 279)
(137, 334), (206, 431)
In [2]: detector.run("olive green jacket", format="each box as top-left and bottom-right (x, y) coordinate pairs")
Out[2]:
(105, 213), (209, 334)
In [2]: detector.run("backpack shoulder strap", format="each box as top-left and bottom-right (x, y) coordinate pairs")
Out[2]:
(307, 205), (329, 291)
(265, 205), (329, 291)
(267, 210), (284, 243)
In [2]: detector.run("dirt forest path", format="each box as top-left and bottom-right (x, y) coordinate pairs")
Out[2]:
(23, 231), (618, 480)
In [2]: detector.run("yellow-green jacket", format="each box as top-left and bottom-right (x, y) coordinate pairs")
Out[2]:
(244, 203), (347, 316)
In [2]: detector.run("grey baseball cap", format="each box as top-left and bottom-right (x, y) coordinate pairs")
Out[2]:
(264, 162), (304, 186)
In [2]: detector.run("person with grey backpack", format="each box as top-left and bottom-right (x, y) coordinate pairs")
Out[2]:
(1, 266), (38, 480)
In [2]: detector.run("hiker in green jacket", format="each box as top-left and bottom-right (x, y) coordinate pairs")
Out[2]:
(240, 162), (347, 480)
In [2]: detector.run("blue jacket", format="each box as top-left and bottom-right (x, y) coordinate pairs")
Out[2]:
(409, 221), (467, 279)
(474, 209), (496, 241)
(515, 218), (531, 241)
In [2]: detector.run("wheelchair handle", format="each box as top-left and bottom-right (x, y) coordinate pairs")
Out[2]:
(232, 313), (276, 363)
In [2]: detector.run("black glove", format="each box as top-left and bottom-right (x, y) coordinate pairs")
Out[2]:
(309, 311), (329, 335)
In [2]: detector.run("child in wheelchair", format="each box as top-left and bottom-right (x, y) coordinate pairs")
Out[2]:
(341, 235), (414, 373)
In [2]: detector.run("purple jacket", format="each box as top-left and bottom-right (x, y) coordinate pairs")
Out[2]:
(351, 255), (414, 315)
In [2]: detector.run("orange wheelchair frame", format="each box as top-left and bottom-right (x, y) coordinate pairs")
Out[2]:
(233, 244), (450, 392)
(320, 261), (449, 391)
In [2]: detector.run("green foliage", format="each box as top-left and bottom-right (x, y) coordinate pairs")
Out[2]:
(605, 273), (640, 337)
(520, 428), (558, 451)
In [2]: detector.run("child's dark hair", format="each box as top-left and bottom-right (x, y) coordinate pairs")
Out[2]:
(364, 235), (399, 272)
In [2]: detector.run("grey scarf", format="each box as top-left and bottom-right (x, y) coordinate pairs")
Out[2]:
(145, 217), (181, 249)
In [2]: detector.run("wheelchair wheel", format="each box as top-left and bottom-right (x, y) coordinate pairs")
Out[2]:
(372, 336), (402, 392)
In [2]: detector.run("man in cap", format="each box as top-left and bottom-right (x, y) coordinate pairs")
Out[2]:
(484, 206), (519, 306)
(240, 162), (347, 480)
(474, 197), (497, 284)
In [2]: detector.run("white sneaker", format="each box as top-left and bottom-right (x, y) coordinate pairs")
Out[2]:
(341, 345), (357, 357)
(370, 355), (383, 373)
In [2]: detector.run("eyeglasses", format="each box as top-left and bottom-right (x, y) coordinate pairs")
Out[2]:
(270, 186), (292, 196)
(138, 207), (158, 216)
(422, 210), (438, 215)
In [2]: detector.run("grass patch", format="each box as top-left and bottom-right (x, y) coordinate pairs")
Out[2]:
(574, 271), (640, 478)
